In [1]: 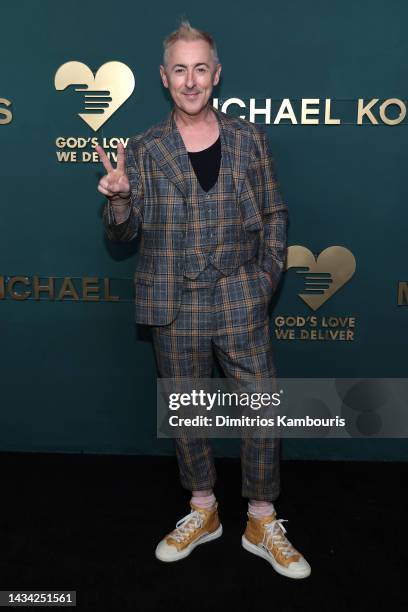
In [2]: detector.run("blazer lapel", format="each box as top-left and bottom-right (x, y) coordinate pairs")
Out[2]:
(143, 109), (190, 197)
(143, 105), (254, 199)
(214, 106), (253, 199)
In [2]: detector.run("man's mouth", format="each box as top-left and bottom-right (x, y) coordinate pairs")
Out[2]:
(183, 92), (200, 97)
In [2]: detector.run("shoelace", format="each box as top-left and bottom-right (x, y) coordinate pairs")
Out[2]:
(169, 510), (204, 543)
(262, 519), (299, 559)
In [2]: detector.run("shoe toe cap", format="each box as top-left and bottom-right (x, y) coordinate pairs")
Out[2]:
(155, 539), (180, 562)
(287, 556), (311, 578)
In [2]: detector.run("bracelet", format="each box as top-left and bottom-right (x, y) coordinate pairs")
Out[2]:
(110, 192), (131, 201)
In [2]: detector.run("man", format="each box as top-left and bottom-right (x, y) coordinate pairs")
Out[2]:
(96, 20), (311, 579)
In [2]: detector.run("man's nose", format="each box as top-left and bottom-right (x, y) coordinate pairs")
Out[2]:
(185, 70), (196, 88)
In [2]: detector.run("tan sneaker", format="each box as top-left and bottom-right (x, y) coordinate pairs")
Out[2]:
(155, 501), (223, 562)
(242, 512), (311, 579)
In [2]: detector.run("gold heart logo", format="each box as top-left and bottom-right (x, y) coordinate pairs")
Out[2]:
(286, 245), (356, 310)
(54, 61), (135, 131)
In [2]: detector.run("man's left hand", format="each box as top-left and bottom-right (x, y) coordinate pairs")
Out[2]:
(264, 271), (274, 288)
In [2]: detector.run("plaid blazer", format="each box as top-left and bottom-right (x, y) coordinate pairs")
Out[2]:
(102, 106), (288, 326)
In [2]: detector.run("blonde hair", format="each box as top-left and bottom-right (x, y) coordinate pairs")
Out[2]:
(163, 19), (219, 67)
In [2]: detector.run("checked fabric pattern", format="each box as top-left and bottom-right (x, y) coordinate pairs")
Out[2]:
(102, 106), (288, 327)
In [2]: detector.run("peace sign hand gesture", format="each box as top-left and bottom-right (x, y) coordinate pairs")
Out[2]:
(96, 142), (130, 200)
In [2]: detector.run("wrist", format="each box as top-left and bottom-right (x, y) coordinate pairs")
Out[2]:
(110, 193), (131, 207)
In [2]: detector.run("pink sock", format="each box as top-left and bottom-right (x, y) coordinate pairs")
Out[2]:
(191, 493), (217, 509)
(248, 501), (275, 518)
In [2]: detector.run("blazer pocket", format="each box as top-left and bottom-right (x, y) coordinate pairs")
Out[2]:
(134, 255), (155, 286)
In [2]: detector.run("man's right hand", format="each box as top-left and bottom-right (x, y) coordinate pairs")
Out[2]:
(96, 142), (130, 199)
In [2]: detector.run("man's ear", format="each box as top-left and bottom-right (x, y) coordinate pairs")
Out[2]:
(213, 63), (222, 86)
(159, 65), (168, 88)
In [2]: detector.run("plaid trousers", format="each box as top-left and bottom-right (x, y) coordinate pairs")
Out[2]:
(151, 258), (280, 502)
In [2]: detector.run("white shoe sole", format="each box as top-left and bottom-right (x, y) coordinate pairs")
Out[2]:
(241, 535), (311, 579)
(155, 524), (223, 562)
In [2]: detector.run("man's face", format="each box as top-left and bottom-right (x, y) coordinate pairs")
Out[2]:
(160, 39), (221, 116)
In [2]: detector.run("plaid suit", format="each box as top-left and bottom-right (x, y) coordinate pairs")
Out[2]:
(103, 106), (287, 326)
(103, 106), (288, 501)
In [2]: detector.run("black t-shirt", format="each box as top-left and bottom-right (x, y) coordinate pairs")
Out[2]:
(188, 136), (221, 192)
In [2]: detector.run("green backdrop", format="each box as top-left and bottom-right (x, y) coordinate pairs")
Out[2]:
(1, 0), (407, 460)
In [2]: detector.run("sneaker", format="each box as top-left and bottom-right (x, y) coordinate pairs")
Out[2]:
(242, 512), (311, 579)
(155, 501), (223, 562)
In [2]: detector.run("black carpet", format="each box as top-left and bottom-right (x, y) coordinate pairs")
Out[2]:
(0, 453), (406, 611)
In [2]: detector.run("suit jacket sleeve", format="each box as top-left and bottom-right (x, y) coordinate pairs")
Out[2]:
(258, 129), (288, 290)
(102, 141), (144, 242)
